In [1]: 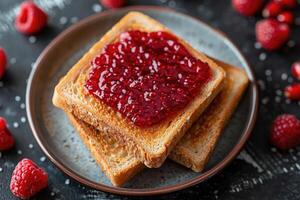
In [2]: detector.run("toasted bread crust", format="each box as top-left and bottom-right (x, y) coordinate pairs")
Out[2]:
(67, 113), (144, 186)
(65, 60), (248, 186)
(53, 12), (225, 167)
(169, 60), (249, 172)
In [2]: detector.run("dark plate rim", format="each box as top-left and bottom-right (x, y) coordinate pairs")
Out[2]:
(26, 6), (259, 196)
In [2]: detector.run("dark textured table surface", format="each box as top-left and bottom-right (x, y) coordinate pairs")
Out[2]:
(1, 0), (300, 199)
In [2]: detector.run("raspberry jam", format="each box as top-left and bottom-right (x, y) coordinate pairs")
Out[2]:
(85, 31), (211, 127)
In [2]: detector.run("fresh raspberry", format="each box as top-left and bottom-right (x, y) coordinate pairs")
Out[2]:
(100, 0), (125, 9)
(231, 0), (263, 16)
(0, 48), (7, 79)
(262, 1), (283, 18)
(0, 117), (14, 151)
(277, 11), (294, 25)
(291, 61), (300, 80)
(284, 83), (300, 100)
(275, 0), (298, 9)
(255, 19), (290, 51)
(270, 114), (300, 150)
(10, 159), (48, 199)
(15, 1), (48, 35)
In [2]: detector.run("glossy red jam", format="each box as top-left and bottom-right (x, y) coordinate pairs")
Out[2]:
(85, 31), (211, 127)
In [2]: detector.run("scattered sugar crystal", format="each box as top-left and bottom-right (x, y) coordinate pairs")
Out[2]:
(287, 40), (296, 48)
(285, 99), (291, 104)
(13, 122), (19, 128)
(254, 42), (262, 49)
(0, 168), (2, 172)
(92, 4), (102, 12)
(29, 144), (34, 149)
(59, 16), (68, 25)
(20, 103), (25, 109)
(261, 97), (269, 104)
(50, 192), (55, 196)
(65, 179), (70, 185)
(28, 36), (37, 44)
(70, 17), (78, 23)
(281, 73), (288, 80)
(40, 156), (46, 162)
(21, 117), (26, 123)
(17, 150), (22, 155)
(288, 77), (294, 83)
(15, 96), (21, 102)
(10, 57), (16, 64)
(271, 147), (277, 152)
(275, 96), (281, 103)
(259, 53), (267, 61)
(265, 69), (272, 76)
(276, 89), (282, 96)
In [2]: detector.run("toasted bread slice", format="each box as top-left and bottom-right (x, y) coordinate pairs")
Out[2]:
(67, 113), (144, 186)
(66, 60), (248, 186)
(168, 60), (249, 172)
(53, 12), (225, 168)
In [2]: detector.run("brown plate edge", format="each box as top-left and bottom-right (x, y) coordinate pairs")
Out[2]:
(26, 6), (259, 196)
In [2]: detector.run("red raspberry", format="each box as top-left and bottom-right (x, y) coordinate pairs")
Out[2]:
(291, 61), (300, 80)
(100, 0), (126, 9)
(0, 117), (14, 151)
(255, 19), (290, 51)
(277, 11), (294, 25)
(0, 48), (7, 79)
(15, 1), (48, 35)
(231, 0), (263, 16)
(275, 0), (298, 9)
(262, 1), (283, 18)
(10, 159), (48, 199)
(270, 114), (300, 150)
(284, 83), (300, 100)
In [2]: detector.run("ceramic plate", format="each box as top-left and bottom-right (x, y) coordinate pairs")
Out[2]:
(26, 6), (258, 196)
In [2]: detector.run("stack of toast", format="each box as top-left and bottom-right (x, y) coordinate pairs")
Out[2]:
(52, 12), (249, 186)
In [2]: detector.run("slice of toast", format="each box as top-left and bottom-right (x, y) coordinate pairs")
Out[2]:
(53, 12), (225, 168)
(168, 60), (249, 172)
(66, 60), (248, 186)
(67, 113), (144, 186)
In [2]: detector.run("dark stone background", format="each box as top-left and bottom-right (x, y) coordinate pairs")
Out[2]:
(0, 0), (300, 199)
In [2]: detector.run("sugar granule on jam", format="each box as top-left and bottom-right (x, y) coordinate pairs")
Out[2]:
(85, 31), (211, 127)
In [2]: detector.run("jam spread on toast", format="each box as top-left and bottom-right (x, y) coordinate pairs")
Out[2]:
(85, 31), (211, 127)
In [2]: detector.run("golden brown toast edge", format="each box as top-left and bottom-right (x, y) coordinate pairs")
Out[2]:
(169, 60), (249, 172)
(53, 12), (225, 168)
(67, 113), (144, 187)
(65, 60), (248, 186)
